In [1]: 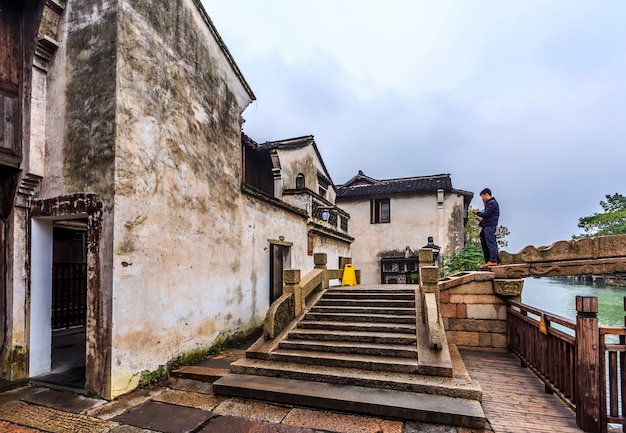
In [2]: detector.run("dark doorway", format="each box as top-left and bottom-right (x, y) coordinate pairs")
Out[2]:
(33, 220), (87, 391)
(270, 243), (291, 304)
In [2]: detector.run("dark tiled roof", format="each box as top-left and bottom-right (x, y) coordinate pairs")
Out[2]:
(336, 171), (469, 199)
(242, 134), (334, 185)
(257, 135), (315, 151)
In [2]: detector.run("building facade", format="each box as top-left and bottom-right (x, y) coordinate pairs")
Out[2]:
(0, 0), (350, 399)
(336, 171), (472, 284)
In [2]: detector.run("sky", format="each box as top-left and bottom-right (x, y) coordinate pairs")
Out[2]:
(202, 1), (626, 253)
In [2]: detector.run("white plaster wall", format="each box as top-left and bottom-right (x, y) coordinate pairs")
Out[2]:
(339, 193), (449, 284)
(241, 194), (311, 298)
(29, 219), (53, 376)
(108, 0), (256, 396)
(277, 147), (332, 197)
(310, 232), (351, 274)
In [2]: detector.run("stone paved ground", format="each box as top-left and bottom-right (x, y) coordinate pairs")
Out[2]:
(0, 421), (40, 433)
(0, 347), (493, 433)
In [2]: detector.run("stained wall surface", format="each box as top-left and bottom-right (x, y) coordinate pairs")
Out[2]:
(35, 0), (302, 397)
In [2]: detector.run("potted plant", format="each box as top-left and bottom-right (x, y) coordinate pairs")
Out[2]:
(410, 272), (419, 284)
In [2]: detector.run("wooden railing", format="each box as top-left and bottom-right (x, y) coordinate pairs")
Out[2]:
(507, 296), (626, 433)
(600, 321), (626, 430)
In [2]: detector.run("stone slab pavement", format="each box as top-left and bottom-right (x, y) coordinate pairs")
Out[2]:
(0, 347), (493, 433)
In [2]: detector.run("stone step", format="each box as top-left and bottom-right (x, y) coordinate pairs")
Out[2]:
(287, 328), (417, 345)
(326, 286), (415, 294)
(297, 320), (416, 334)
(268, 349), (418, 373)
(304, 311), (416, 324)
(212, 374), (486, 429)
(227, 353), (481, 400)
(278, 339), (418, 358)
(316, 298), (415, 308)
(322, 291), (415, 300)
(309, 305), (415, 316)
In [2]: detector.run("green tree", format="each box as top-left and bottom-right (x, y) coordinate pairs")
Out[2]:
(574, 193), (626, 239)
(441, 207), (510, 276)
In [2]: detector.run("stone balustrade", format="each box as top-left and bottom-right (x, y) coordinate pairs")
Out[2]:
(418, 249), (443, 350)
(263, 253), (359, 339)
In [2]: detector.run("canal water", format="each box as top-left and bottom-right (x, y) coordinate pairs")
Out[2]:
(521, 277), (626, 327)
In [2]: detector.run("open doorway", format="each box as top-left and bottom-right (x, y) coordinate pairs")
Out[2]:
(31, 219), (87, 391)
(269, 241), (291, 304)
(30, 194), (106, 397)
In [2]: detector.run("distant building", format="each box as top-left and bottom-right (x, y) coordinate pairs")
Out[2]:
(336, 171), (473, 284)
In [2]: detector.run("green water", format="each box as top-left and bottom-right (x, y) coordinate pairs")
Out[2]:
(522, 277), (626, 327)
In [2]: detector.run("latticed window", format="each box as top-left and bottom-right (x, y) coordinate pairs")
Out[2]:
(340, 216), (348, 231)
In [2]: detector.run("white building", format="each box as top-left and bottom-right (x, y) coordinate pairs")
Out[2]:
(336, 171), (472, 284)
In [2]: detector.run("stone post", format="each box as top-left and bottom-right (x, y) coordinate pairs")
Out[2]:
(575, 296), (600, 432)
(418, 248), (434, 268)
(314, 253), (328, 290)
(420, 266), (440, 322)
(284, 270), (303, 316)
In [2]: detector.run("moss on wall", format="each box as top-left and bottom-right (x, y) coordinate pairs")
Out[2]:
(63, 3), (117, 208)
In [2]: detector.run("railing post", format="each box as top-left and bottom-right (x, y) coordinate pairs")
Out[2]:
(575, 295), (600, 433)
(284, 270), (302, 316)
(314, 253), (328, 290)
(622, 297), (626, 431)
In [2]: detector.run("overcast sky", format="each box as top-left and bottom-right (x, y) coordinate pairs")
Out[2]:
(203, 1), (626, 252)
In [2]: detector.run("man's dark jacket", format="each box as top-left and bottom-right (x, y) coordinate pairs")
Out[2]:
(477, 197), (499, 228)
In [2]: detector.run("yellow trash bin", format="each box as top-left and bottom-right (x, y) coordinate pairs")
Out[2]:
(341, 264), (357, 286)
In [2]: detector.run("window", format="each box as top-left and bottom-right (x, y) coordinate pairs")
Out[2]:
(296, 173), (305, 189)
(371, 198), (390, 223)
(340, 215), (348, 232)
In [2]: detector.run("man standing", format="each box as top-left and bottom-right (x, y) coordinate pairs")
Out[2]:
(472, 188), (500, 266)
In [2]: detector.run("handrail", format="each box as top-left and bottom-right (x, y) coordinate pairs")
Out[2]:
(508, 296), (626, 432)
(418, 248), (443, 351)
(508, 299), (575, 331)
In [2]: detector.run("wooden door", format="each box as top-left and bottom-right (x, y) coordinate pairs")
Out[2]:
(270, 244), (291, 304)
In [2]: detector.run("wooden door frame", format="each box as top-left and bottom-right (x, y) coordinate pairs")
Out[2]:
(30, 193), (108, 397)
(269, 239), (292, 304)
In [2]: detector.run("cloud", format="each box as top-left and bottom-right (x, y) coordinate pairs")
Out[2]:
(204, 0), (626, 251)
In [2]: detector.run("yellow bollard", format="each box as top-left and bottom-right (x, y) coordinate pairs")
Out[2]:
(341, 264), (357, 286)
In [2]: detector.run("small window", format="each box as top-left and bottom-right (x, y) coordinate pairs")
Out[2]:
(371, 198), (390, 223)
(296, 173), (305, 189)
(340, 216), (348, 231)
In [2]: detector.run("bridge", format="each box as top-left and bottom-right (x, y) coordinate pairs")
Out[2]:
(214, 234), (626, 433)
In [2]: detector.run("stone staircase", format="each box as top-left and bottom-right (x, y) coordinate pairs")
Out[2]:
(213, 285), (486, 429)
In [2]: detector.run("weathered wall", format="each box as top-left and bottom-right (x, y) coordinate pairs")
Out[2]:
(443, 194), (466, 254)
(277, 147), (336, 202)
(340, 193), (456, 284)
(241, 193), (310, 297)
(309, 231), (351, 282)
(108, 0), (254, 396)
(39, 0), (119, 397)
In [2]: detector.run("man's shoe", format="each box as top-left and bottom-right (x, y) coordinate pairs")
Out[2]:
(485, 261), (498, 267)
